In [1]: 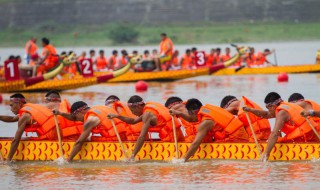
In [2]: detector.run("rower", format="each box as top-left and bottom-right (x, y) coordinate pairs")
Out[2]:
(220, 95), (270, 142)
(7, 93), (59, 162)
(154, 33), (174, 71)
(25, 37), (38, 64)
(105, 95), (143, 141)
(255, 49), (273, 66)
(107, 95), (184, 161)
(55, 101), (127, 162)
(164, 96), (198, 142)
(243, 92), (319, 161)
(170, 98), (248, 162)
(37, 38), (59, 76)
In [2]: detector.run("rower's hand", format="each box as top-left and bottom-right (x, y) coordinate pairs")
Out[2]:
(260, 153), (268, 162)
(52, 109), (61, 115)
(107, 114), (118, 119)
(300, 110), (309, 117)
(242, 106), (251, 112)
(169, 109), (180, 116)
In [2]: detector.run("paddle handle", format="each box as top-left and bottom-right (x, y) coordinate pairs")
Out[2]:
(305, 117), (320, 140)
(171, 116), (179, 158)
(0, 149), (3, 161)
(54, 115), (64, 157)
(110, 119), (127, 158)
(244, 111), (262, 157)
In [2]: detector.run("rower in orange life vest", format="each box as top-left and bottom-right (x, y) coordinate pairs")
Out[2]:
(221, 47), (231, 62)
(170, 50), (181, 70)
(164, 97), (199, 142)
(180, 49), (195, 70)
(243, 47), (256, 67)
(6, 93), (59, 162)
(37, 38), (59, 76)
(243, 92), (319, 161)
(54, 101), (127, 162)
(95, 50), (109, 71)
(107, 95), (185, 161)
(205, 48), (216, 66)
(255, 49), (273, 66)
(108, 50), (118, 70)
(154, 33), (174, 71)
(25, 37), (38, 64)
(213, 48), (222, 65)
(288, 93), (320, 126)
(104, 95), (143, 141)
(169, 98), (249, 162)
(220, 95), (271, 142)
(118, 49), (128, 68)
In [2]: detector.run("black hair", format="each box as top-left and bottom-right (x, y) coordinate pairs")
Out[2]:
(45, 90), (61, 98)
(15, 56), (21, 60)
(42, 37), (50, 45)
(128, 95), (144, 104)
(191, 47), (197, 52)
(99, 50), (104, 54)
(216, 48), (221, 52)
(220, 95), (237, 108)
(264, 49), (270, 52)
(89, 49), (95, 54)
(60, 51), (67, 56)
(132, 50), (138, 54)
(185, 98), (203, 111)
(71, 101), (88, 114)
(288, 93), (304, 102)
(106, 95), (120, 101)
(161, 33), (167, 37)
(121, 50), (128, 55)
(164, 96), (183, 108)
(264, 92), (281, 104)
(68, 51), (74, 55)
(112, 50), (118, 55)
(10, 93), (25, 99)
(144, 50), (150, 54)
(186, 49), (191, 53)
(8, 55), (15, 60)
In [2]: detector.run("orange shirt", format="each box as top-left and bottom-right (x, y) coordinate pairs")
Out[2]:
(244, 53), (256, 66)
(160, 38), (174, 56)
(206, 54), (215, 66)
(181, 54), (194, 69)
(42, 44), (58, 69)
(222, 54), (231, 62)
(96, 56), (108, 70)
(172, 57), (179, 66)
(109, 55), (117, 69)
(25, 40), (37, 56)
(255, 52), (266, 65)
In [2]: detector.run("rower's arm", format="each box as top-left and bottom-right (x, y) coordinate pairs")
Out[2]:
(244, 107), (274, 119)
(7, 113), (31, 162)
(169, 109), (198, 122)
(108, 114), (142, 124)
(53, 110), (79, 121)
(301, 110), (320, 118)
(67, 116), (100, 162)
(130, 112), (155, 159)
(39, 49), (49, 64)
(262, 110), (288, 161)
(0, 115), (19, 123)
(164, 42), (172, 55)
(183, 120), (214, 162)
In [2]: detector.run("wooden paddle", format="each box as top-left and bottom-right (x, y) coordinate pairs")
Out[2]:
(171, 116), (179, 159)
(0, 148), (3, 161)
(110, 119), (127, 158)
(305, 117), (320, 140)
(244, 111), (262, 157)
(273, 49), (278, 66)
(53, 115), (64, 157)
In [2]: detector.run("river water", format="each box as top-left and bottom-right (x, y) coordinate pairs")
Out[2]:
(0, 41), (320, 189)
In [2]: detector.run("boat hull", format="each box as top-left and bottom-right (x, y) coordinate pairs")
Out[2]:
(0, 139), (318, 161)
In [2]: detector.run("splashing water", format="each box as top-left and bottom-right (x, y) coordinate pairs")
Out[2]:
(53, 156), (68, 165)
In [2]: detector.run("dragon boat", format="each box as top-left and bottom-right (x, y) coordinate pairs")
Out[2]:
(0, 139), (318, 161)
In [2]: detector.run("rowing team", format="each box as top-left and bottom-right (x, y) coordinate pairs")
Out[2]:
(1, 91), (319, 163)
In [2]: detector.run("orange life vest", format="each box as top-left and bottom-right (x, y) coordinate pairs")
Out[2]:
(206, 54), (215, 66)
(96, 56), (108, 70)
(255, 52), (266, 65)
(143, 102), (184, 142)
(85, 106), (127, 141)
(179, 102), (199, 142)
(172, 57), (179, 66)
(160, 38), (174, 56)
(25, 40), (37, 55)
(238, 96), (271, 141)
(222, 54), (231, 62)
(244, 53), (256, 66)
(119, 56), (127, 66)
(276, 102), (318, 142)
(112, 101), (144, 141)
(214, 54), (222, 64)
(19, 103), (57, 140)
(109, 55), (117, 69)
(304, 100), (320, 124)
(198, 104), (248, 142)
(42, 44), (58, 69)
(58, 99), (83, 140)
(182, 54), (194, 69)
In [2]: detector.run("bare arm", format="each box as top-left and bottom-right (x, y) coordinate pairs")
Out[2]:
(108, 114), (142, 124)
(262, 110), (289, 161)
(39, 49), (49, 64)
(169, 109), (198, 122)
(243, 107), (274, 119)
(7, 113), (31, 162)
(301, 110), (320, 118)
(67, 116), (100, 162)
(183, 120), (214, 162)
(0, 115), (19, 122)
(130, 112), (156, 160)
(53, 110), (79, 121)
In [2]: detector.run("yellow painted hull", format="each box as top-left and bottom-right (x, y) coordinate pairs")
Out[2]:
(0, 140), (319, 161)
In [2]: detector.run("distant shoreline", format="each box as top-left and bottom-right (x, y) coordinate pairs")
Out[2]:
(1, 22), (320, 47)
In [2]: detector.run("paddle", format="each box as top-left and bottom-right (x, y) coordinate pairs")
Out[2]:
(305, 117), (320, 140)
(0, 148), (3, 161)
(273, 49), (278, 66)
(53, 115), (64, 158)
(244, 112), (262, 157)
(171, 116), (179, 159)
(235, 65), (246, 72)
(110, 119), (128, 159)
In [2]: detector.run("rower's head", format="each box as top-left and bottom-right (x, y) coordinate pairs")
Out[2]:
(186, 49), (191, 56)
(288, 93), (304, 103)
(99, 50), (105, 57)
(41, 37), (50, 47)
(127, 95), (145, 116)
(263, 49), (271, 56)
(105, 95), (120, 106)
(71, 101), (90, 121)
(89, 49), (95, 57)
(10, 93), (26, 115)
(191, 47), (197, 53)
(220, 95), (239, 115)
(112, 50), (118, 56)
(216, 48), (221, 54)
(210, 48), (216, 54)
(165, 96), (183, 109)
(225, 47), (230, 54)
(185, 98), (202, 118)
(264, 92), (283, 114)
(45, 90), (61, 103)
(160, 33), (167, 41)
(31, 37), (37, 43)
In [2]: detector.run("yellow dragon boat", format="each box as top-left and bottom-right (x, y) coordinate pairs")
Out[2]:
(0, 139), (318, 161)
